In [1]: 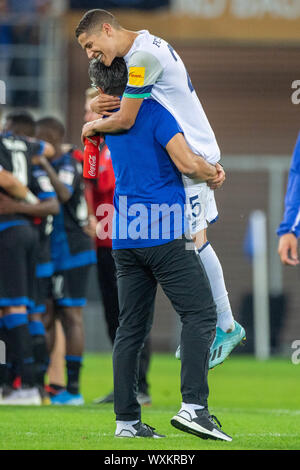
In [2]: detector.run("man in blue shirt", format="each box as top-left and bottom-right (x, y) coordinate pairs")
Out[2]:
(278, 134), (300, 266)
(87, 57), (232, 441)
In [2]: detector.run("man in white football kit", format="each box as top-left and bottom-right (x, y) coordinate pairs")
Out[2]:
(77, 10), (245, 366)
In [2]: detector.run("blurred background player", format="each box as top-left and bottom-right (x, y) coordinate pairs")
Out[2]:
(2, 111), (59, 403)
(44, 123), (97, 398)
(0, 111), (57, 405)
(278, 133), (300, 267)
(34, 116), (96, 405)
(0, 163), (39, 403)
(0, 162), (54, 402)
(84, 87), (152, 405)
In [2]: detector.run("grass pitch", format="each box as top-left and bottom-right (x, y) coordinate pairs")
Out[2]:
(0, 354), (299, 450)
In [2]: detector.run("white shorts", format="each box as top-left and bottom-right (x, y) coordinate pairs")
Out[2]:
(183, 178), (218, 236)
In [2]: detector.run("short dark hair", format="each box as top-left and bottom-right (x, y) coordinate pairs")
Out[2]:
(36, 117), (65, 139)
(5, 110), (35, 137)
(75, 9), (120, 38)
(89, 57), (128, 96)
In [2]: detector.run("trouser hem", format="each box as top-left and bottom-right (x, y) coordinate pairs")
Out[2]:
(115, 414), (141, 422)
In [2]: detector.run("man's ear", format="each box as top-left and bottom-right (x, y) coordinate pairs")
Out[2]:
(102, 23), (113, 37)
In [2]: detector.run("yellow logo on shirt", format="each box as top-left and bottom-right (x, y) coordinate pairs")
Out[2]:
(128, 67), (145, 87)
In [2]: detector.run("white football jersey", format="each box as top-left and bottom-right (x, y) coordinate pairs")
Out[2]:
(123, 30), (220, 164)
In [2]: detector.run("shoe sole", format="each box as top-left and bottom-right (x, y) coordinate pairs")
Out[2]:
(170, 416), (232, 442)
(115, 434), (163, 439)
(51, 400), (84, 405)
(0, 397), (41, 406)
(115, 432), (164, 439)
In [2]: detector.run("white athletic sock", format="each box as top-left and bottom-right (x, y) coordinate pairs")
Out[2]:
(180, 402), (204, 419)
(116, 420), (139, 434)
(197, 242), (235, 333)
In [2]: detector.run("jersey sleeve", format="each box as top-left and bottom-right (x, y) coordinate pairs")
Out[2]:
(277, 133), (300, 238)
(57, 157), (82, 196)
(72, 148), (84, 163)
(30, 167), (56, 201)
(27, 139), (46, 158)
(153, 104), (183, 148)
(123, 50), (163, 99)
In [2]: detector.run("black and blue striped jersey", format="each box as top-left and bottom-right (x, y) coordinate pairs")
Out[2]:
(50, 152), (96, 272)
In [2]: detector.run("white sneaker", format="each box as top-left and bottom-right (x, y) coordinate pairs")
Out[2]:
(171, 407), (232, 442)
(115, 421), (165, 438)
(0, 387), (42, 405)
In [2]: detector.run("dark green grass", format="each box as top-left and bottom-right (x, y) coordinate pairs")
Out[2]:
(0, 354), (299, 450)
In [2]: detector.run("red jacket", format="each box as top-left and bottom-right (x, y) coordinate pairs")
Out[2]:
(73, 143), (115, 248)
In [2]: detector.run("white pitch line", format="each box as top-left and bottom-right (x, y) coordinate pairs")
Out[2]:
(141, 407), (300, 416)
(216, 408), (300, 416)
(234, 433), (299, 438)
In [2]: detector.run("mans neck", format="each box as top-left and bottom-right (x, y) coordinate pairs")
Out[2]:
(53, 145), (63, 160)
(117, 29), (139, 58)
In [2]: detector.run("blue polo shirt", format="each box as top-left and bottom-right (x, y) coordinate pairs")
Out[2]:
(277, 132), (300, 238)
(105, 99), (187, 249)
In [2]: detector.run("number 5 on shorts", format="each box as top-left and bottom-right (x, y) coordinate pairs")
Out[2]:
(189, 195), (201, 218)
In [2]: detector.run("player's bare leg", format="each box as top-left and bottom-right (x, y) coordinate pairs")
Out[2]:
(50, 306), (84, 405)
(44, 300), (65, 398)
(47, 319), (65, 388)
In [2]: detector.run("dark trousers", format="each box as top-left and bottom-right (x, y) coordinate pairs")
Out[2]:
(96, 246), (151, 394)
(112, 237), (217, 421)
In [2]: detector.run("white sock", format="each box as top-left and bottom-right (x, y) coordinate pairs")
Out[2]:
(197, 242), (235, 333)
(180, 402), (204, 419)
(116, 420), (139, 434)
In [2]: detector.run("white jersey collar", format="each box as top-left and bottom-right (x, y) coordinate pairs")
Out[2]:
(123, 30), (150, 64)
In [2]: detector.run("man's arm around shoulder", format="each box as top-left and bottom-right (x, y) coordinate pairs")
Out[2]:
(81, 97), (143, 142)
